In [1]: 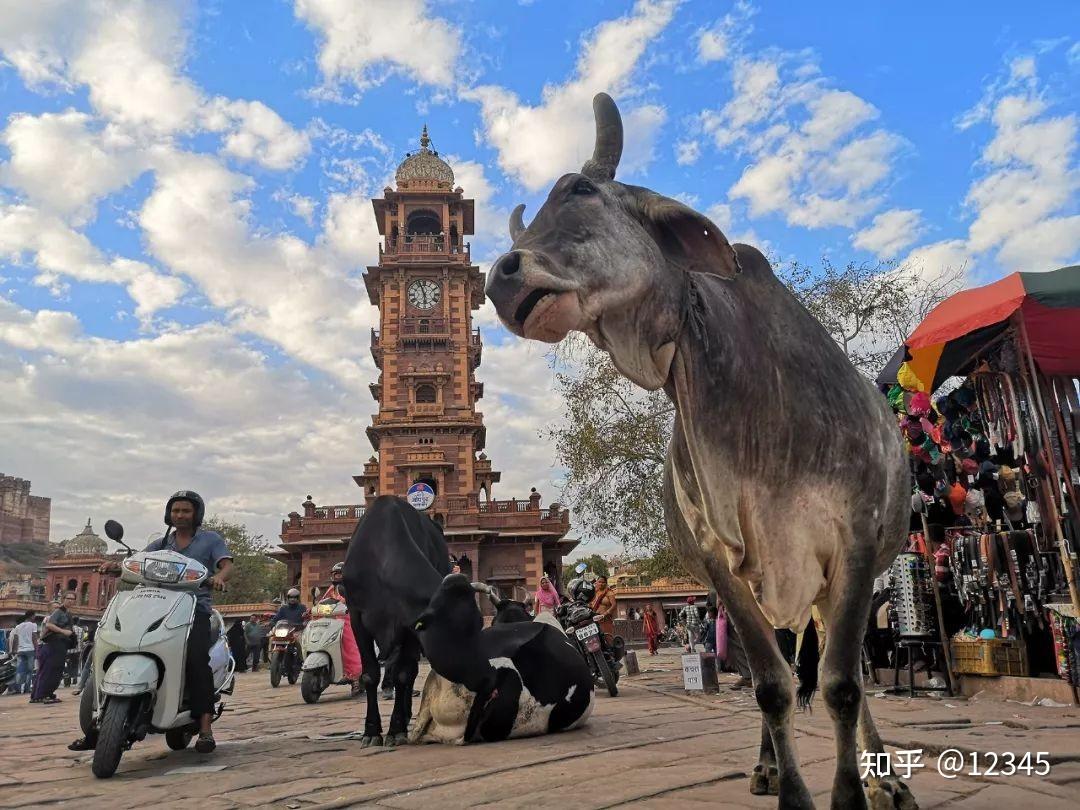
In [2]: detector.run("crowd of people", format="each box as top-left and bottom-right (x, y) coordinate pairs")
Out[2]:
(3, 596), (94, 704)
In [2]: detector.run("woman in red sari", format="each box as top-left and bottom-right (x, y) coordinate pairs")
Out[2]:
(642, 604), (660, 655)
(321, 563), (362, 696)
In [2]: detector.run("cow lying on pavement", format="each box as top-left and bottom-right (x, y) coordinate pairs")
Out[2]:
(409, 574), (594, 745)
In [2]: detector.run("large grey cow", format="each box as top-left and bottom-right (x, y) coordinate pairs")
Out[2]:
(485, 93), (915, 810)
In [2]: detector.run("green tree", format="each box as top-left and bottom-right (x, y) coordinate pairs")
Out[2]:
(546, 257), (963, 575)
(203, 516), (287, 605)
(561, 553), (611, 587)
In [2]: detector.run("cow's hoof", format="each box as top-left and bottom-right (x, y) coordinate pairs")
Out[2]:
(869, 778), (918, 810)
(750, 764), (779, 795)
(385, 732), (409, 748)
(381, 688), (394, 701)
(359, 734), (383, 748)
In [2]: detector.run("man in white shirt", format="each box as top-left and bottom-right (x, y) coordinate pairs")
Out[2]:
(9, 611), (39, 695)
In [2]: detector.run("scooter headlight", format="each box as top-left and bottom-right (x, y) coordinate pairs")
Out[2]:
(274, 628), (290, 638)
(143, 558), (184, 584)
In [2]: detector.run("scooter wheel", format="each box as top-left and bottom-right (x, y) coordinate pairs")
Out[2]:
(165, 727), (194, 750)
(92, 696), (132, 778)
(301, 669), (323, 704)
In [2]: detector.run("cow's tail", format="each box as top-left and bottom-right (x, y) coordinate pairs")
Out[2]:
(795, 617), (819, 711)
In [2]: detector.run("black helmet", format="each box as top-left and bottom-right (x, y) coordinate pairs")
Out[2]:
(331, 562), (344, 576)
(164, 490), (205, 528)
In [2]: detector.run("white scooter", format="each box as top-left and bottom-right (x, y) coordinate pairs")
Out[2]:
(80, 520), (235, 778)
(300, 598), (352, 704)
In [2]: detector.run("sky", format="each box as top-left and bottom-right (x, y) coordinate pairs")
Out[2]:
(1, 1), (1078, 556)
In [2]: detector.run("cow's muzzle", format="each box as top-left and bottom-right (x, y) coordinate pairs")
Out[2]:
(486, 250), (582, 342)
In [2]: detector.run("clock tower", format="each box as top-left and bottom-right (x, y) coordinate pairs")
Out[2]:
(277, 127), (574, 609)
(355, 126), (497, 510)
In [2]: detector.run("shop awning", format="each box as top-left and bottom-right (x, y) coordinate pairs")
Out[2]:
(877, 265), (1080, 390)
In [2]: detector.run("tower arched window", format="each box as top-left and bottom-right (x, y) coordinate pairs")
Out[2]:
(406, 210), (441, 236)
(415, 384), (437, 404)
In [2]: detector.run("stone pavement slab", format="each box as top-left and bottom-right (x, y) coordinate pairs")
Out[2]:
(0, 651), (1075, 808)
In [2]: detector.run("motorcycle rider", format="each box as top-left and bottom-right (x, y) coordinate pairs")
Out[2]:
(319, 562), (363, 696)
(272, 588), (308, 626)
(69, 490), (232, 754)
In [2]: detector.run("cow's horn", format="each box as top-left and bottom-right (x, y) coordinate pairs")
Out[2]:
(470, 581), (490, 594)
(509, 204), (526, 241)
(581, 92), (623, 182)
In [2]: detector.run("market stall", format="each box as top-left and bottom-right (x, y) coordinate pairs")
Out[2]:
(877, 265), (1080, 699)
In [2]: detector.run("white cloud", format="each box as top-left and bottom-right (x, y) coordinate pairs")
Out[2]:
(138, 149), (379, 384)
(289, 195), (317, 226)
(904, 54), (1080, 277)
(675, 139), (701, 165)
(0, 110), (147, 223)
(205, 99), (311, 171)
(0, 2), (310, 167)
(465, 0), (681, 190)
(0, 0), (201, 133)
(697, 28), (728, 63)
(0, 203), (184, 318)
(0, 295), (373, 549)
(852, 209), (925, 258)
(901, 239), (972, 283)
(964, 88), (1079, 270)
(294, 0), (461, 94)
(711, 62), (903, 229)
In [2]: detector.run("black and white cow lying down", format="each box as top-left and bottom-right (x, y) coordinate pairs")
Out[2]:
(409, 574), (594, 745)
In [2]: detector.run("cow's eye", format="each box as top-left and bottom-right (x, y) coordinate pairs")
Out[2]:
(571, 178), (596, 196)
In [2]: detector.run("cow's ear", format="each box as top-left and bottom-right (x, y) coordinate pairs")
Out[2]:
(639, 193), (740, 279)
(413, 611), (433, 632)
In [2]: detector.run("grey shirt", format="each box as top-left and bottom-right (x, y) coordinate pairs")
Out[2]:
(145, 529), (232, 614)
(44, 608), (73, 647)
(244, 621), (266, 645)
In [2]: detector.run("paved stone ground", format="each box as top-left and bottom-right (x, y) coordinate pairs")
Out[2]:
(2, 650), (1078, 809)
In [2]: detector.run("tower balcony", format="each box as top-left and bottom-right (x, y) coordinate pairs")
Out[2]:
(380, 236), (470, 263)
(371, 328), (382, 368)
(469, 327), (482, 368)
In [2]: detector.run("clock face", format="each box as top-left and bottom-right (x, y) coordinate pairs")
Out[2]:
(408, 279), (441, 310)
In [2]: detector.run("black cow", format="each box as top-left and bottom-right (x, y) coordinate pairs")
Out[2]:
(410, 574), (593, 744)
(342, 495), (449, 747)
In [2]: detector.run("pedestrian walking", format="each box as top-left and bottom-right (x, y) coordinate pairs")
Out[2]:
(244, 614), (267, 673)
(679, 597), (702, 653)
(642, 604), (660, 655)
(32, 593), (77, 704)
(227, 620), (248, 673)
(8, 611), (38, 695)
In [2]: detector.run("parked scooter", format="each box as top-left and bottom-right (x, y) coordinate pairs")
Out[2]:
(299, 598), (352, 703)
(0, 651), (16, 694)
(269, 620), (302, 688)
(81, 520), (234, 778)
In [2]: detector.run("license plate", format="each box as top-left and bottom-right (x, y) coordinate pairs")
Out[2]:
(576, 624), (599, 641)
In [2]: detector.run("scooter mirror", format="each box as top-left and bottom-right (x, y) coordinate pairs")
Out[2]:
(104, 520), (124, 542)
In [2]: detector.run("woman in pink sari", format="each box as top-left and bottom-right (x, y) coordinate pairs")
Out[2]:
(534, 575), (561, 614)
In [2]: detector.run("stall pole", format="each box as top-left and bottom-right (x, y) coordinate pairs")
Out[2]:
(920, 514), (955, 695)
(1017, 315), (1080, 617)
